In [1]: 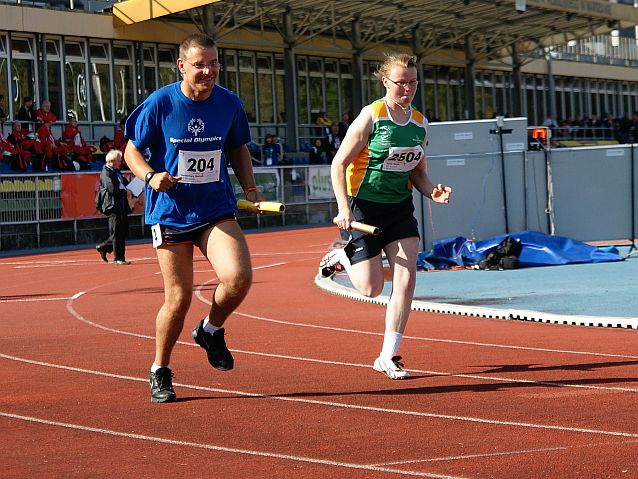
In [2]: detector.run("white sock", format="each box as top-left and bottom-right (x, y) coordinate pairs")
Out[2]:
(380, 331), (403, 360)
(203, 318), (221, 334)
(150, 363), (170, 372)
(335, 247), (353, 275)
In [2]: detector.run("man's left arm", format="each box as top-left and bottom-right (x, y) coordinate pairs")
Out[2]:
(227, 144), (264, 202)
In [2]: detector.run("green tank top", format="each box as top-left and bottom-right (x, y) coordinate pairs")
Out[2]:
(346, 98), (428, 203)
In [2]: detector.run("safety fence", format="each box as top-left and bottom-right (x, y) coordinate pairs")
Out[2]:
(3, 143), (637, 253)
(0, 165), (337, 251)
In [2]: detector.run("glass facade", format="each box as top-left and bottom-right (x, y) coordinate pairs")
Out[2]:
(0, 30), (636, 144)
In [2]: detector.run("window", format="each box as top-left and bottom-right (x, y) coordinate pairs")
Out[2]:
(238, 52), (256, 122)
(65, 39), (88, 121)
(0, 34), (8, 119)
(45, 38), (63, 120)
(11, 36), (36, 118)
(113, 43), (133, 119)
(142, 45), (157, 98)
(158, 46), (178, 87)
(256, 54), (273, 123)
(89, 42), (112, 122)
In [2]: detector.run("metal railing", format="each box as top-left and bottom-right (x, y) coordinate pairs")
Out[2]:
(0, 165), (337, 252)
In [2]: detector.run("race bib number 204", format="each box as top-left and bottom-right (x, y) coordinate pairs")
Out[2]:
(177, 150), (222, 184)
(382, 146), (423, 172)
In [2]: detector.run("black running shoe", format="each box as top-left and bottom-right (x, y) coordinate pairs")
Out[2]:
(149, 367), (177, 403)
(96, 246), (108, 263)
(191, 320), (234, 371)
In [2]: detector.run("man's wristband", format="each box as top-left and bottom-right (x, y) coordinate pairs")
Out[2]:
(244, 186), (258, 195)
(144, 171), (156, 185)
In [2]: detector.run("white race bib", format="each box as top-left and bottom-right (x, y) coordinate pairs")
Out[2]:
(151, 224), (162, 248)
(382, 146), (423, 172)
(177, 149), (222, 184)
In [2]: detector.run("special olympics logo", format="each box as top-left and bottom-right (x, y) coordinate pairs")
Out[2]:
(188, 118), (205, 136)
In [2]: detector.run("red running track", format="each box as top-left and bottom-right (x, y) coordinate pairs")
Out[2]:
(1, 226), (637, 479)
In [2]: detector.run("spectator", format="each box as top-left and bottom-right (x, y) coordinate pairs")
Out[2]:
(95, 149), (132, 265)
(584, 113), (601, 139)
(315, 110), (332, 127)
(631, 111), (638, 144)
(62, 117), (95, 169)
(8, 122), (45, 170)
(324, 122), (342, 161)
(37, 120), (71, 170)
(308, 138), (327, 165)
(36, 100), (57, 125)
(0, 94), (7, 125)
(618, 114), (632, 144)
(16, 96), (38, 132)
(337, 112), (350, 140)
(262, 133), (282, 166)
(425, 109), (440, 122)
(113, 118), (128, 154)
(1, 125), (31, 171)
(602, 113), (616, 139)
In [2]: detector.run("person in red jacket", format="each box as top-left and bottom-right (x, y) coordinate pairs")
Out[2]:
(62, 117), (94, 169)
(37, 120), (71, 170)
(113, 118), (129, 168)
(113, 118), (128, 153)
(8, 122), (44, 170)
(1, 127), (31, 171)
(36, 100), (58, 125)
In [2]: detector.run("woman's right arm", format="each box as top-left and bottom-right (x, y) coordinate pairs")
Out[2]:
(330, 107), (372, 230)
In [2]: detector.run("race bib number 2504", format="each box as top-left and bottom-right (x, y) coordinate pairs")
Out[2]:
(178, 150), (222, 184)
(382, 146), (423, 172)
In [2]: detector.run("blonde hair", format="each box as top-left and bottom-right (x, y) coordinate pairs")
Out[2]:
(374, 53), (417, 82)
(105, 149), (123, 164)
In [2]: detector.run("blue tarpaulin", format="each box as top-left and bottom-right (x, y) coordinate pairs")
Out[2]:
(417, 230), (624, 271)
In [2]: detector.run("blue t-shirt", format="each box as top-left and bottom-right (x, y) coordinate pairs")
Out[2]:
(262, 143), (281, 166)
(125, 82), (251, 227)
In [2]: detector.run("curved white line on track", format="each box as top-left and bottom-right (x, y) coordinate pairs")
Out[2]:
(64, 273), (638, 394)
(0, 411), (464, 479)
(369, 438), (638, 466)
(232, 311), (638, 360)
(195, 271), (638, 361)
(2, 353), (638, 439)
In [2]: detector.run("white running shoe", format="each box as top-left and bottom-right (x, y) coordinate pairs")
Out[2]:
(318, 247), (347, 278)
(373, 356), (410, 379)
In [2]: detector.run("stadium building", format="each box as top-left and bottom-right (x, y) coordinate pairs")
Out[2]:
(0, 0), (637, 150)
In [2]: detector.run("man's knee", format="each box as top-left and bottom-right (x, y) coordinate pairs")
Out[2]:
(164, 292), (192, 316)
(219, 267), (252, 296)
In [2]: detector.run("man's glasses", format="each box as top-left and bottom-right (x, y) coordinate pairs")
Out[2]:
(387, 78), (419, 89)
(183, 59), (222, 71)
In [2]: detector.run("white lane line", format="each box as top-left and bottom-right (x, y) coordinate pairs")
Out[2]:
(368, 439), (638, 466)
(0, 411), (464, 479)
(2, 353), (638, 439)
(193, 262), (287, 302)
(0, 297), (72, 303)
(65, 291), (638, 394)
(233, 312), (638, 361)
(1, 256), (158, 268)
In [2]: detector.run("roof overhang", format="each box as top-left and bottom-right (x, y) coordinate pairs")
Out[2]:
(112, 0), (638, 62)
(113, 0), (222, 25)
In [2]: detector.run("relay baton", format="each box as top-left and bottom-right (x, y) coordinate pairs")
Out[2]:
(333, 218), (380, 236)
(237, 199), (286, 213)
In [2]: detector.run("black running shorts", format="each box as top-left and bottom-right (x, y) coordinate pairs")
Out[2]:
(339, 196), (419, 265)
(156, 213), (236, 246)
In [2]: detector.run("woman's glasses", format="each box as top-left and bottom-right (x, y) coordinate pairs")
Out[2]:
(387, 78), (419, 89)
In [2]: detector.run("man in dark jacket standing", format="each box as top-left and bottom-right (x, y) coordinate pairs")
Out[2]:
(96, 149), (132, 264)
